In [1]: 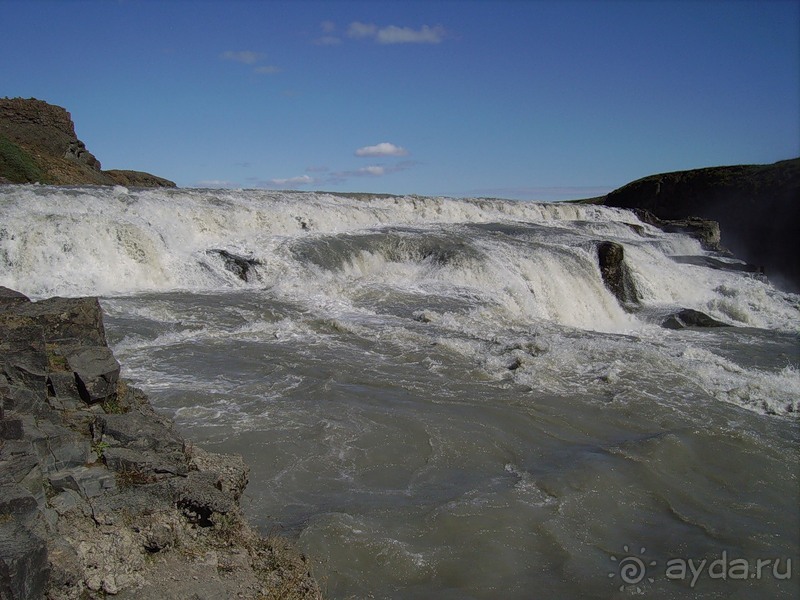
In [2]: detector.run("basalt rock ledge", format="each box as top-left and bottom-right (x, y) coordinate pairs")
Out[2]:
(0, 287), (321, 600)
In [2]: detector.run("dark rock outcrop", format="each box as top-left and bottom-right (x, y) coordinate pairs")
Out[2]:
(596, 241), (640, 306)
(66, 347), (120, 404)
(208, 249), (262, 282)
(0, 97), (175, 187)
(661, 308), (731, 330)
(0, 289), (321, 599)
(632, 209), (723, 252)
(602, 158), (800, 291)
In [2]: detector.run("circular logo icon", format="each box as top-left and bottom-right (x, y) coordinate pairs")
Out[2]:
(609, 545), (657, 592)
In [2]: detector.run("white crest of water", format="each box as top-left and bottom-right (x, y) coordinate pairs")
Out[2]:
(1, 185), (797, 334)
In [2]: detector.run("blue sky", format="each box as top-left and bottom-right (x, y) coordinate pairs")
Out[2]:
(2, 0), (798, 200)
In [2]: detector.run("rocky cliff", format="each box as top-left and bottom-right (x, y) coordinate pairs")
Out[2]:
(0, 287), (321, 600)
(0, 98), (175, 188)
(600, 158), (800, 291)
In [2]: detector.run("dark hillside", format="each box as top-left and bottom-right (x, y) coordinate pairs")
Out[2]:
(602, 159), (800, 291)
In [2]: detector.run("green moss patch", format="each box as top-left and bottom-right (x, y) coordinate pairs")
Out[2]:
(0, 134), (46, 183)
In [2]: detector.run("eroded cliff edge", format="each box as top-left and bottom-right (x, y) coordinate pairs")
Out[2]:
(0, 98), (175, 188)
(0, 287), (321, 600)
(599, 158), (800, 292)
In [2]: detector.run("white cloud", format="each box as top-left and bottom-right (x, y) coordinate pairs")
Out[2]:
(358, 166), (385, 176)
(328, 161), (416, 183)
(345, 22), (445, 44)
(321, 21), (336, 33)
(222, 50), (281, 74)
(221, 50), (264, 65)
(355, 142), (409, 157)
(268, 175), (315, 187)
(347, 21), (378, 39)
(254, 65), (281, 75)
(377, 25), (445, 45)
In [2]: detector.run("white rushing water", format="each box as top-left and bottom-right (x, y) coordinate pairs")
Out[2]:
(2, 185), (798, 598)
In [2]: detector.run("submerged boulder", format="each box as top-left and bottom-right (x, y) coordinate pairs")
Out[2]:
(596, 241), (640, 306)
(661, 308), (730, 329)
(208, 249), (261, 282)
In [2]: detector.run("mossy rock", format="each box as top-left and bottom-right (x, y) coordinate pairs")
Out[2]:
(0, 134), (48, 183)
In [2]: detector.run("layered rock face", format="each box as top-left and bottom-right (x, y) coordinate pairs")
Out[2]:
(602, 158), (800, 291)
(0, 287), (321, 600)
(0, 98), (175, 187)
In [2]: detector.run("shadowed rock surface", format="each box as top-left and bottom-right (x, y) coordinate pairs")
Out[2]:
(661, 308), (731, 330)
(600, 158), (800, 291)
(207, 249), (263, 283)
(0, 287), (321, 600)
(596, 241), (640, 306)
(0, 98), (175, 187)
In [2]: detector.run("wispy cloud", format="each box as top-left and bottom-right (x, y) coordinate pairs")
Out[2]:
(328, 161), (417, 183)
(355, 142), (409, 157)
(221, 50), (264, 65)
(267, 175), (315, 187)
(313, 21), (343, 45)
(254, 65), (281, 75)
(377, 25), (446, 45)
(347, 21), (378, 39)
(346, 22), (446, 44)
(357, 165), (386, 176)
(264, 159), (416, 190)
(221, 50), (280, 75)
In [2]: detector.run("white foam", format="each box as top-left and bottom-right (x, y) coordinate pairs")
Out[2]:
(1, 185), (797, 334)
(678, 347), (800, 416)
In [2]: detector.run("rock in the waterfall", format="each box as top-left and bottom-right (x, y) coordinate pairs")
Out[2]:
(208, 249), (261, 282)
(661, 308), (730, 329)
(597, 241), (640, 306)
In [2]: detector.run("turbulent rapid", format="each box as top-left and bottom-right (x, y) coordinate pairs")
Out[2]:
(2, 185), (798, 598)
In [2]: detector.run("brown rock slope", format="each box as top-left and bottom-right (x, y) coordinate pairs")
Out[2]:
(0, 97), (175, 187)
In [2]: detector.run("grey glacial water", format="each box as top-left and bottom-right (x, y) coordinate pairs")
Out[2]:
(1, 185), (798, 598)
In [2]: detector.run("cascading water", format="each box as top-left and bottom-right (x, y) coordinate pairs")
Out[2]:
(2, 184), (798, 598)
